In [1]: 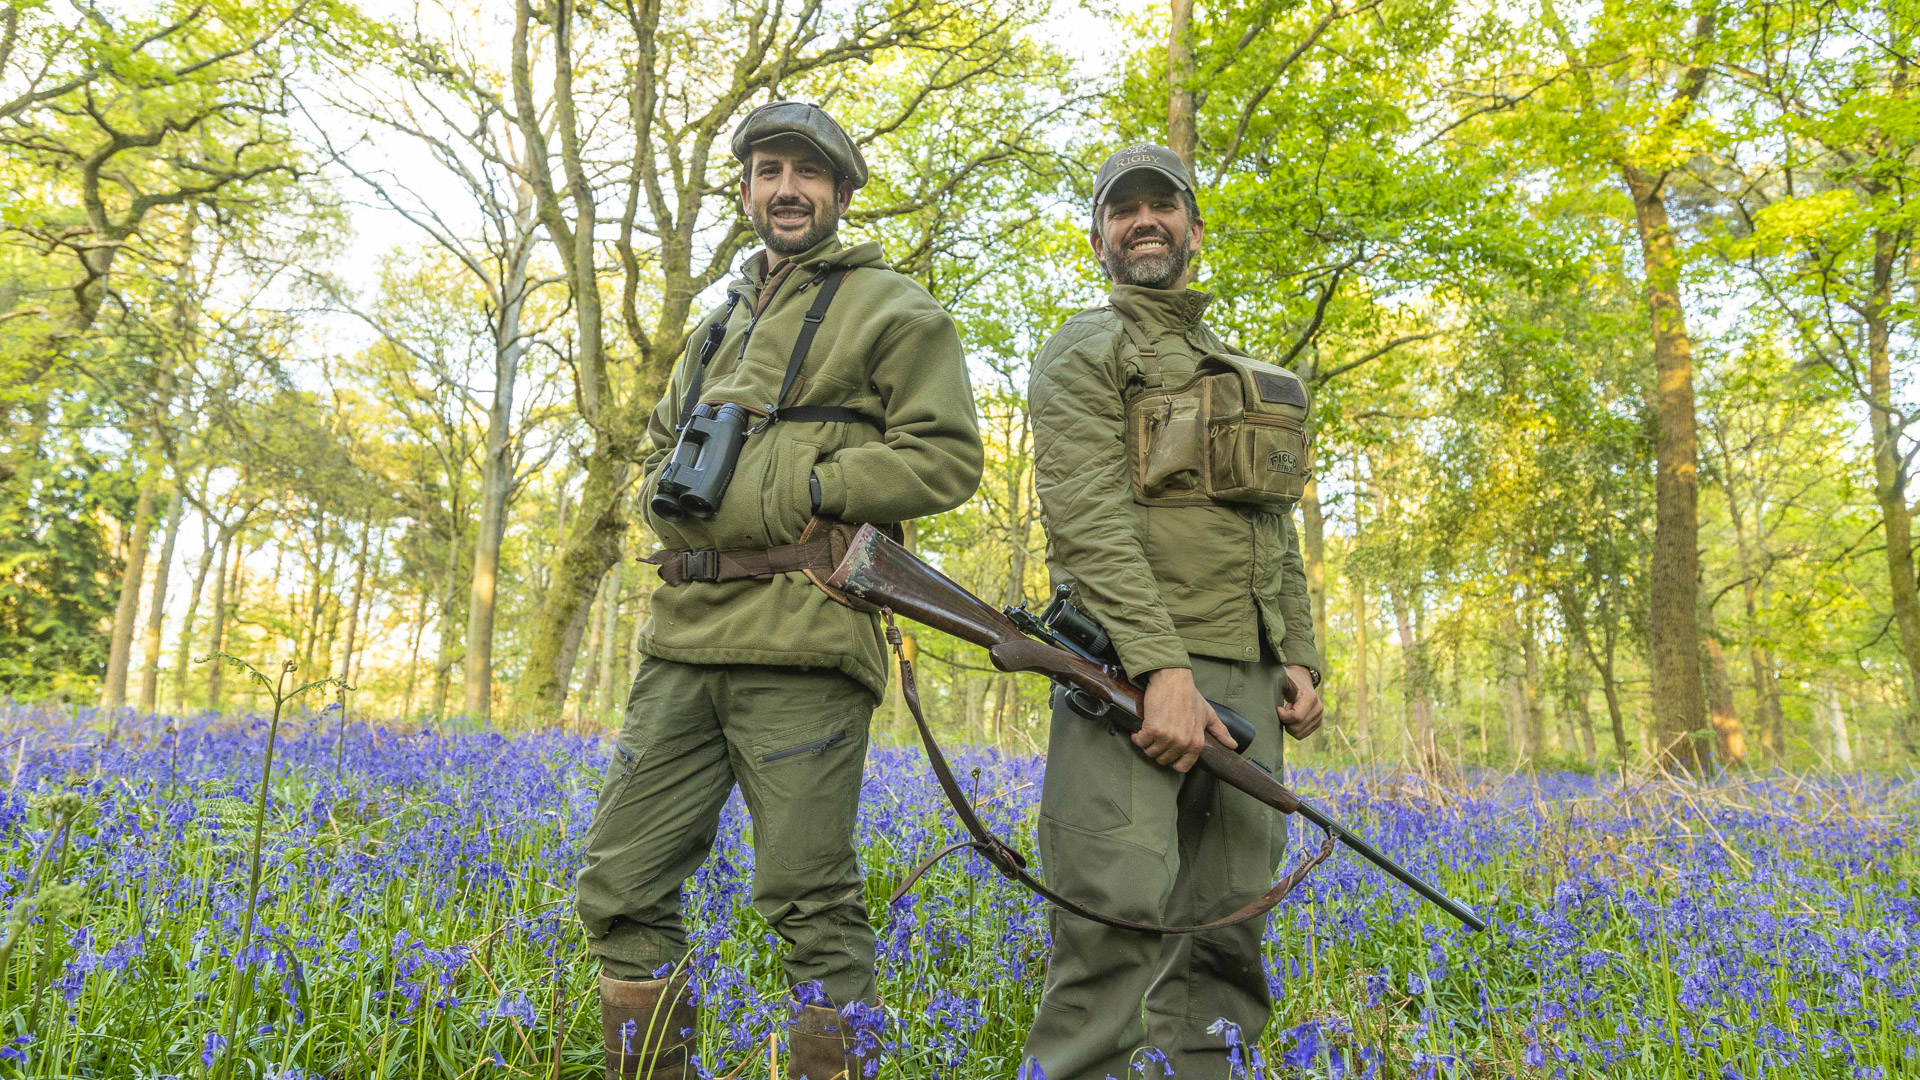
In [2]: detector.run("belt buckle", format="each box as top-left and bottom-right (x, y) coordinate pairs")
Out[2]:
(683, 550), (718, 582)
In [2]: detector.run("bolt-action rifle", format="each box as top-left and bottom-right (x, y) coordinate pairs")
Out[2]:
(827, 523), (1486, 934)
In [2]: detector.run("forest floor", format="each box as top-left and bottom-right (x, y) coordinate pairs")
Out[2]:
(0, 704), (1913, 1079)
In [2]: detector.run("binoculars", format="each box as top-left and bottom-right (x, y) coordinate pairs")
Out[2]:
(651, 402), (751, 520)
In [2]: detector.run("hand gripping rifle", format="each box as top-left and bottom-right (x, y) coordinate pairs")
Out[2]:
(827, 523), (1486, 934)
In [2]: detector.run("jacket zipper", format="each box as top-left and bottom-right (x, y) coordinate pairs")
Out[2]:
(760, 729), (848, 763)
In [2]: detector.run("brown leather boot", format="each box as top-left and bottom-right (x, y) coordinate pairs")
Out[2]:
(786, 1002), (876, 1080)
(599, 973), (697, 1080)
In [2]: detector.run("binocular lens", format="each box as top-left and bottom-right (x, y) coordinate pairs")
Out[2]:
(650, 491), (686, 520)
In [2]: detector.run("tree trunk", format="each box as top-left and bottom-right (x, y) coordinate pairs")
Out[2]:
(1865, 225), (1920, 754)
(1522, 619), (1545, 759)
(1821, 684), (1852, 766)
(1755, 646), (1785, 762)
(1557, 698), (1578, 762)
(172, 526), (215, 713)
(995, 464), (1038, 747)
(515, 454), (628, 717)
(1572, 678), (1598, 768)
(137, 496), (185, 713)
(338, 520), (373, 709)
(1350, 482), (1370, 755)
(431, 535), (462, 722)
(349, 565), (375, 689)
(1351, 569), (1370, 756)
(1504, 671), (1529, 763)
(575, 588), (604, 723)
(207, 530), (233, 710)
(1476, 680), (1489, 761)
(321, 585), (343, 680)
(1301, 479), (1329, 671)
(403, 590), (429, 719)
(1500, 610), (1531, 762)
(1166, 0), (1197, 170)
(1701, 603), (1746, 767)
(300, 533), (328, 674)
(463, 237), (533, 721)
(1390, 585), (1434, 771)
(102, 484), (156, 710)
(1598, 655), (1629, 765)
(509, 0), (631, 719)
(592, 561), (624, 721)
(1625, 163), (1711, 774)
(1722, 459), (1785, 763)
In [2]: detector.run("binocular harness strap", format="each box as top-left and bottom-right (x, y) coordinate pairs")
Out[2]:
(759, 266), (865, 428)
(676, 293), (745, 431)
(880, 609), (1336, 936)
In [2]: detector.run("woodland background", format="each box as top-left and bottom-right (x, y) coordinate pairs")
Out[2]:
(1, 0), (1915, 775)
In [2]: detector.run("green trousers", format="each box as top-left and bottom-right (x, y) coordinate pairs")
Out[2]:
(576, 656), (880, 1007)
(1021, 653), (1290, 1080)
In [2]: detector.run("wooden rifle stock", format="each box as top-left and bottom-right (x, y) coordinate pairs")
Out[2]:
(829, 523), (1487, 934)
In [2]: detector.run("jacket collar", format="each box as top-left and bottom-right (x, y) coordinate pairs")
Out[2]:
(1108, 283), (1213, 332)
(745, 234), (842, 284)
(733, 235), (890, 307)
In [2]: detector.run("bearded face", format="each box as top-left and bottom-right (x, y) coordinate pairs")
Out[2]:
(742, 137), (849, 256)
(1093, 173), (1202, 290)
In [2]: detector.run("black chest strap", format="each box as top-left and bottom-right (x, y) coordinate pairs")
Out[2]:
(758, 266), (870, 428)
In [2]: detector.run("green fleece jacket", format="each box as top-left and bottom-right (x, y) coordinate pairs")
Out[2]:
(1029, 284), (1324, 681)
(638, 236), (984, 697)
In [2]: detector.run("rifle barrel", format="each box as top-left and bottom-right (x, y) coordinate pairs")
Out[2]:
(1291, 799), (1488, 933)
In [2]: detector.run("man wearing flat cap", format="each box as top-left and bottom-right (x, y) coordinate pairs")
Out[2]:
(1019, 144), (1326, 1078)
(576, 100), (983, 1080)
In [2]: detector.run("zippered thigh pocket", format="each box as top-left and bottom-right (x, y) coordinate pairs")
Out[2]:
(759, 729), (849, 763)
(746, 708), (870, 872)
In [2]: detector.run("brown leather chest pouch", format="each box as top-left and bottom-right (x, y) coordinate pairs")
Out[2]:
(1126, 351), (1311, 511)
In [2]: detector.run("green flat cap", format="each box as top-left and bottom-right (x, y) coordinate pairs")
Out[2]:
(731, 101), (869, 189)
(1092, 143), (1193, 208)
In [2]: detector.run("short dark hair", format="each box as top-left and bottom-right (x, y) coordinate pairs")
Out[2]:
(1088, 187), (1200, 242)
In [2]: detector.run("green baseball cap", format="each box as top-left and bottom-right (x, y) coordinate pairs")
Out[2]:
(1092, 143), (1193, 208)
(731, 101), (869, 189)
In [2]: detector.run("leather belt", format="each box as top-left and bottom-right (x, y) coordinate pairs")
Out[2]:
(644, 536), (837, 586)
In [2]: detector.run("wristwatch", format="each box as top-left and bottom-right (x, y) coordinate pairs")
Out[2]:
(809, 473), (822, 514)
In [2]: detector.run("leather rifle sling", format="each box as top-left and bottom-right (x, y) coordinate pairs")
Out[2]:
(881, 611), (1335, 936)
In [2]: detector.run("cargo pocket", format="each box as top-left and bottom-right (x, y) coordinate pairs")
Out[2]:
(1038, 687), (1135, 836)
(1212, 413), (1309, 507)
(580, 740), (638, 853)
(749, 709), (868, 872)
(1139, 395), (1206, 498)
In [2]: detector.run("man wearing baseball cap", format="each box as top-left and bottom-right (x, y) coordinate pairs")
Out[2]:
(576, 100), (982, 1079)
(1020, 144), (1326, 1077)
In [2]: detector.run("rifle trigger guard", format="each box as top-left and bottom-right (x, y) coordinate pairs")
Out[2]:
(1063, 686), (1111, 721)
